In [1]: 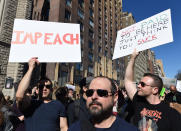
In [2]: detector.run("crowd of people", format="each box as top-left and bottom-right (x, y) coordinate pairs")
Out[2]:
(1, 50), (181, 131)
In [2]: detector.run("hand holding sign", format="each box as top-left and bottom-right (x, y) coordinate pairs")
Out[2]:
(113, 9), (173, 59)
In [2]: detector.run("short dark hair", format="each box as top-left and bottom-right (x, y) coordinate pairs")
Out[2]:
(38, 77), (53, 91)
(90, 76), (117, 95)
(144, 73), (163, 93)
(55, 87), (68, 105)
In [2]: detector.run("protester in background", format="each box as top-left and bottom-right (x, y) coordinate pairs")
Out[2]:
(16, 57), (68, 131)
(118, 87), (134, 123)
(165, 85), (181, 104)
(12, 102), (25, 131)
(0, 91), (20, 131)
(68, 88), (74, 101)
(164, 85), (181, 114)
(68, 76), (138, 131)
(67, 76), (93, 127)
(124, 49), (181, 131)
(55, 86), (73, 109)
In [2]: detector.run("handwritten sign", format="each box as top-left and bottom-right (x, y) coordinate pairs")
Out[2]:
(9, 19), (81, 62)
(113, 9), (173, 59)
(176, 80), (181, 92)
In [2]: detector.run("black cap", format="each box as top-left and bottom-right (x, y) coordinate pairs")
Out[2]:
(79, 76), (94, 89)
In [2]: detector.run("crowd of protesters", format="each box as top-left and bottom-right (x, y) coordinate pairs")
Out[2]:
(1, 50), (181, 131)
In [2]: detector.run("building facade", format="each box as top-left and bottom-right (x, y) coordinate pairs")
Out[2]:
(31, 0), (124, 86)
(0, 0), (18, 90)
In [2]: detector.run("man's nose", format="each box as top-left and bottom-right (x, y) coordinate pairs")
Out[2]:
(91, 90), (98, 99)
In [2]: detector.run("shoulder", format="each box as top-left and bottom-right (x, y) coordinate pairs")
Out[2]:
(68, 121), (81, 131)
(132, 92), (147, 104)
(115, 117), (138, 131)
(50, 100), (65, 110)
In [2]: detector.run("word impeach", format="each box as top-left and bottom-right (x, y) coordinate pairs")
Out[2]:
(11, 31), (79, 45)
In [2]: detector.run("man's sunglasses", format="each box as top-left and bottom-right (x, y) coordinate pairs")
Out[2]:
(138, 81), (154, 87)
(39, 84), (52, 89)
(85, 89), (112, 97)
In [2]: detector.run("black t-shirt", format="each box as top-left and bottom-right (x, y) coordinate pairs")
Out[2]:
(68, 116), (139, 131)
(132, 92), (181, 131)
(23, 100), (66, 131)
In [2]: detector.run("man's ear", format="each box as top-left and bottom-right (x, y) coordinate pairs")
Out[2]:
(152, 87), (159, 95)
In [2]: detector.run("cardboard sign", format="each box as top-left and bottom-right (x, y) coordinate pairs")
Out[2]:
(9, 19), (81, 62)
(113, 9), (173, 59)
(176, 80), (181, 92)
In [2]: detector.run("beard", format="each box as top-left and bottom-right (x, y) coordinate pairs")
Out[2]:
(88, 100), (114, 123)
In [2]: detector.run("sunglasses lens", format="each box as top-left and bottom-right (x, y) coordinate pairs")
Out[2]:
(140, 82), (145, 87)
(97, 89), (108, 97)
(45, 85), (52, 89)
(86, 89), (94, 97)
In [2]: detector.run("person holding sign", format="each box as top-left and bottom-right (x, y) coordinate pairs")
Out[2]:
(16, 58), (68, 131)
(124, 50), (181, 131)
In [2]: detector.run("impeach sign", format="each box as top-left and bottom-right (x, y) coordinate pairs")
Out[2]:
(9, 19), (81, 62)
(113, 9), (173, 59)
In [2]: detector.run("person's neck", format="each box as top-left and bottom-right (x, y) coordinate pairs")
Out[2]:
(42, 97), (52, 103)
(146, 95), (161, 105)
(94, 115), (116, 128)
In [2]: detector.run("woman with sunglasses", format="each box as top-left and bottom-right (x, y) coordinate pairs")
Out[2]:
(124, 49), (181, 131)
(16, 57), (68, 131)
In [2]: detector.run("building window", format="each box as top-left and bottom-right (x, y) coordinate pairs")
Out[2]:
(78, 0), (84, 8)
(89, 19), (94, 28)
(78, 9), (84, 19)
(76, 63), (83, 71)
(98, 46), (101, 53)
(89, 29), (94, 39)
(90, 0), (94, 7)
(58, 71), (68, 86)
(80, 35), (84, 45)
(78, 21), (84, 31)
(105, 50), (108, 57)
(98, 56), (101, 63)
(41, 0), (50, 21)
(88, 53), (93, 62)
(88, 65), (93, 73)
(66, 0), (72, 7)
(65, 10), (71, 20)
(88, 40), (93, 49)
(89, 8), (94, 18)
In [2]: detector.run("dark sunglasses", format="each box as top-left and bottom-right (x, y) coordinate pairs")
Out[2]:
(85, 89), (112, 97)
(39, 84), (52, 89)
(138, 81), (154, 87)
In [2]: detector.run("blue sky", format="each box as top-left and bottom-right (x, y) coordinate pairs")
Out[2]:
(123, 0), (181, 78)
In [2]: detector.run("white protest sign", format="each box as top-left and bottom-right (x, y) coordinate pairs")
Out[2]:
(9, 19), (81, 62)
(66, 84), (75, 90)
(176, 80), (181, 92)
(113, 9), (173, 59)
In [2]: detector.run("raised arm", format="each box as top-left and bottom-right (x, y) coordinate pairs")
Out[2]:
(16, 57), (39, 100)
(124, 49), (139, 100)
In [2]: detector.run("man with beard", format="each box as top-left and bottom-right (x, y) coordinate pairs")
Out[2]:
(68, 76), (138, 131)
(16, 57), (68, 131)
(124, 50), (181, 131)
